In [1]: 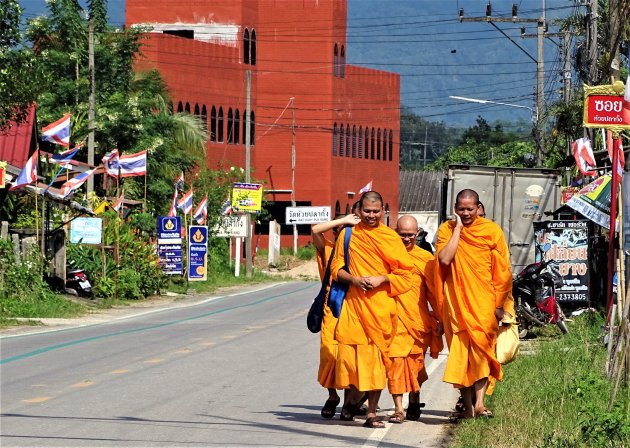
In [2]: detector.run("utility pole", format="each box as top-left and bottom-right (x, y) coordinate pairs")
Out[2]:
(563, 31), (571, 104)
(87, 19), (95, 193)
(245, 70), (252, 278)
(290, 97), (297, 256)
(586, 0), (599, 84)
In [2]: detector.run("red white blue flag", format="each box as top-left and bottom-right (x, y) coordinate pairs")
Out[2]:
(118, 150), (147, 178)
(572, 138), (597, 176)
(359, 180), (373, 193)
(41, 113), (71, 147)
(220, 195), (232, 216)
(175, 172), (184, 191)
(193, 195), (208, 224)
(177, 189), (193, 215)
(48, 144), (80, 165)
(60, 169), (96, 198)
(9, 150), (38, 190)
(168, 189), (178, 217)
(112, 189), (124, 212)
(103, 149), (120, 177)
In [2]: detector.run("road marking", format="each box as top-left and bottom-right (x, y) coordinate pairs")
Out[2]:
(360, 355), (446, 448)
(199, 342), (216, 347)
(222, 335), (236, 340)
(110, 369), (129, 374)
(144, 358), (164, 364)
(70, 380), (94, 388)
(175, 348), (192, 354)
(22, 396), (52, 403)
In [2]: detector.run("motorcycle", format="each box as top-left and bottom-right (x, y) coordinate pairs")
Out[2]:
(66, 268), (93, 298)
(513, 259), (568, 338)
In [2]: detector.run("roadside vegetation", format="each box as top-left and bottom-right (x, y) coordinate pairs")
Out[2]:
(450, 314), (630, 448)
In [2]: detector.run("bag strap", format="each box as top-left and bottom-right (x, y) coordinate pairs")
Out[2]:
(321, 246), (335, 289)
(343, 227), (352, 267)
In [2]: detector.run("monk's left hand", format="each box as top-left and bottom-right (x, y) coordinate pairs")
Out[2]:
(495, 307), (505, 322)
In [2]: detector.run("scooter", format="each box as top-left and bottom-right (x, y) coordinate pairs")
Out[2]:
(513, 259), (568, 338)
(66, 268), (93, 298)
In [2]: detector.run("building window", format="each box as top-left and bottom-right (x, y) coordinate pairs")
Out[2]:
(185, 102), (191, 113)
(201, 105), (207, 127)
(194, 104), (200, 116)
(333, 44), (338, 77)
(339, 124), (344, 156)
(370, 128), (375, 159)
(218, 107), (224, 142)
(346, 125), (350, 157)
(227, 108), (234, 144)
(250, 111), (255, 145)
(358, 127), (363, 158)
(333, 123), (338, 155)
(210, 106), (217, 142)
(242, 109), (247, 144)
(244, 28), (250, 64)
(177, 101), (183, 113)
(382, 129), (387, 161)
(364, 126), (369, 159)
(234, 109), (240, 145)
(352, 125), (357, 158)
(340, 45), (345, 78)
(377, 128), (382, 160)
(335, 200), (341, 215)
(345, 203), (350, 214)
(389, 129), (393, 161)
(251, 29), (256, 65)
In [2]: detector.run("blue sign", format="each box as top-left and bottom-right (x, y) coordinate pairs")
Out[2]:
(157, 216), (183, 275)
(158, 216), (181, 241)
(70, 217), (103, 245)
(188, 225), (208, 281)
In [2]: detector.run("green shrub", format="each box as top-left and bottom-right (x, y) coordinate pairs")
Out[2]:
(116, 268), (143, 300)
(297, 244), (316, 260)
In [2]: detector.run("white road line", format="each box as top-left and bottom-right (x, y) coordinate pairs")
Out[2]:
(360, 354), (446, 448)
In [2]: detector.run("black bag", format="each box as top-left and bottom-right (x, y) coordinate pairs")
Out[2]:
(307, 248), (334, 333)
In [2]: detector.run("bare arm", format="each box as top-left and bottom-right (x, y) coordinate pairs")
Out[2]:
(437, 210), (463, 266)
(311, 214), (360, 255)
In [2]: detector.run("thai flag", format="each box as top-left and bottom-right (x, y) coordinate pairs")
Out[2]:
(359, 180), (373, 193)
(167, 189), (178, 217)
(572, 138), (597, 176)
(606, 130), (625, 177)
(177, 189), (193, 215)
(175, 172), (184, 191)
(48, 145), (80, 165)
(118, 150), (147, 178)
(194, 195), (208, 224)
(112, 189), (124, 212)
(220, 195), (232, 216)
(103, 149), (120, 177)
(626, 45), (630, 103)
(60, 169), (96, 198)
(42, 113), (71, 147)
(9, 150), (38, 190)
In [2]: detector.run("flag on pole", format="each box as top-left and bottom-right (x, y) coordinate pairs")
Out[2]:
(220, 195), (232, 215)
(177, 189), (193, 214)
(193, 195), (208, 224)
(571, 138), (597, 176)
(103, 149), (120, 177)
(118, 150), (147, 177)
(48, 144), (80, 165)
(175, 172), (184, 191)
(359, 180), (373, 193)
(112, 189), (125, 212)
(41, 113), (71, 147)
(9, 150), (38, 190)
(625, 44), (630, 102)
(59, 169), (96, 198)
(168, 189), (178, 217)
(606, 130), (625, 177)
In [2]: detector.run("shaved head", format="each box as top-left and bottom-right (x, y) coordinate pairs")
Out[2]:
(455, 189), (479, 205)
(397, 215), (418, 231)
(396, 214), (419, 250)
(360, 191), (383, 207)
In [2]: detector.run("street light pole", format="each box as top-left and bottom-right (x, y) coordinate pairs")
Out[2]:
(449, 95), (542, 166)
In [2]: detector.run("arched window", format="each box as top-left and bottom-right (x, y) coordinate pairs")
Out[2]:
(194, 104), (200, 116)
(382, 129), (387, 161)
(332, 123), (338, 155)
(201, 105), (207, 128)
(377, 128), (382, 160)
(364, 126), (369, 158)
(234, 109), (240, 145)
(333, 44), (338, 77)
(352, 125), (357, 158)
(340, 45), (345, 78)
(227, 108), (234, 144)
(210, 106), (217, 142)
(358, 127), (363, 158)
(385, 203), (390, 226)
(335, 200), (341, 215)
(345, 125), (350, 157)
(185, 102), (190, 113)
(345, 203), (350, 214)
(370, 128), (375, 159)
(339, 124), (344, 156)
(250, 111), (255, 146)
(243, 28), (250, 64)
(218, 107), (224, 142)
(177, 101), (183, 113)
(250, 29), (257, 65)
(389, 129), (393, 161)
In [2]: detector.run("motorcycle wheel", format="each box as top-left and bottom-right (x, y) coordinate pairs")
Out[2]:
(556, 303), (569, 334)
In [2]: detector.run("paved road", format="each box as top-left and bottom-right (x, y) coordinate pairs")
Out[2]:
(1, 282), (458, 447)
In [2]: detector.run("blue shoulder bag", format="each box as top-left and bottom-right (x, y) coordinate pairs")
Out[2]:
(328, 227), (352, 318)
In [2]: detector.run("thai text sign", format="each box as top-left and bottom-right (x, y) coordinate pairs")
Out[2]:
(583, 95), (630, 129)
(285, 206), (331, 224)
(70, 217), (102, 244)
(231, 183), (263, 213)
(188, 225), (208, 281)
(157, 216), (183, 275)
(213, 215), (247, 237)
(533, 220), (590, 303)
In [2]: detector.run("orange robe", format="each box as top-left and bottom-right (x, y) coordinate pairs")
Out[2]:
(435, 217), (512, 389)
(316, 239), (338, 389)
(388, 246), (443, 394)
(332, 222), (415, 392)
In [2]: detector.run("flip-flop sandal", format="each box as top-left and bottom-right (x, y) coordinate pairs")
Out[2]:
(339, 405), (355, 421)
(388, 411), (405, 424)
(363, 417), (385, 428)
(321, 397), (340, 419)
(476, 409), (494, 419)
(455, 396), (466, 413)
(405, 402), (425, 421)
(447, 412), (473, 423)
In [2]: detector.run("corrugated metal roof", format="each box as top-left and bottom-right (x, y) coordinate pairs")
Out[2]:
(0, 106), (37, 168)
(399, 170), (444, 212)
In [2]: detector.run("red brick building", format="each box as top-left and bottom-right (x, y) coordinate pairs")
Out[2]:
(126, 0), (401, 246)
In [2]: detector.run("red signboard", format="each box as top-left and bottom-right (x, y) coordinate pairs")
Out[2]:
(584, 95), (630, 127)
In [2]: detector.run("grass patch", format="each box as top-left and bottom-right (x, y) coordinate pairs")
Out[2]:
(450, 314), (630, 448)
(2, 291), (86, 319)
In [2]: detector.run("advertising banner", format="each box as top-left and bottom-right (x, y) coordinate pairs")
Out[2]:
(70, 217), (102, 244)
(231, 183), (263, 213)
(533, 220), (590, 303)
(157, 216), (183, 275)
(188, 225), (208, 281)
(565, 174), (618, 231)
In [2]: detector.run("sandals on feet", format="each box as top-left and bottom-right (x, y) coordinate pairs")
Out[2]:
(388, 411), (405, 424)
(321, 397), (340, 419)
(339, 405), (354, 421)
(363, 416), (385, 428)
(476, 408), (494, 419)
(405, 402), (425, 421)
(455, 396), (466, 413)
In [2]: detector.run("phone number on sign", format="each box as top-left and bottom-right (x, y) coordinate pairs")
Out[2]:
(558, 293), (587, 302)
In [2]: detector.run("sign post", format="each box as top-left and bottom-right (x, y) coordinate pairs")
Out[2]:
(188, 225), (208, 281)
(285, 206), (331, 225)
(157, 216), (183, 276)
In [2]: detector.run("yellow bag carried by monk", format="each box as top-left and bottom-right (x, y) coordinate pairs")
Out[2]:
(496, 315), (520, 365)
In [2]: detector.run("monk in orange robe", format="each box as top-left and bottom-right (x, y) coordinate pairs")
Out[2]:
(387, 215), (443, 423)
(311, 213), (360, 419)
(332, 191), (415, 428)
(435, 189), (512, 419)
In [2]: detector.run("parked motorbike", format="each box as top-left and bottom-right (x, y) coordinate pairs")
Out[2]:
(66, 268), (93, 298)
(513, 259), (568, 338)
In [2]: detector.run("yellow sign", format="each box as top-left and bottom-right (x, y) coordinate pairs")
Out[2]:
(0, 161), (6, 189)
(231, 182), (263, 213)
(93, 201), (110, 215)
